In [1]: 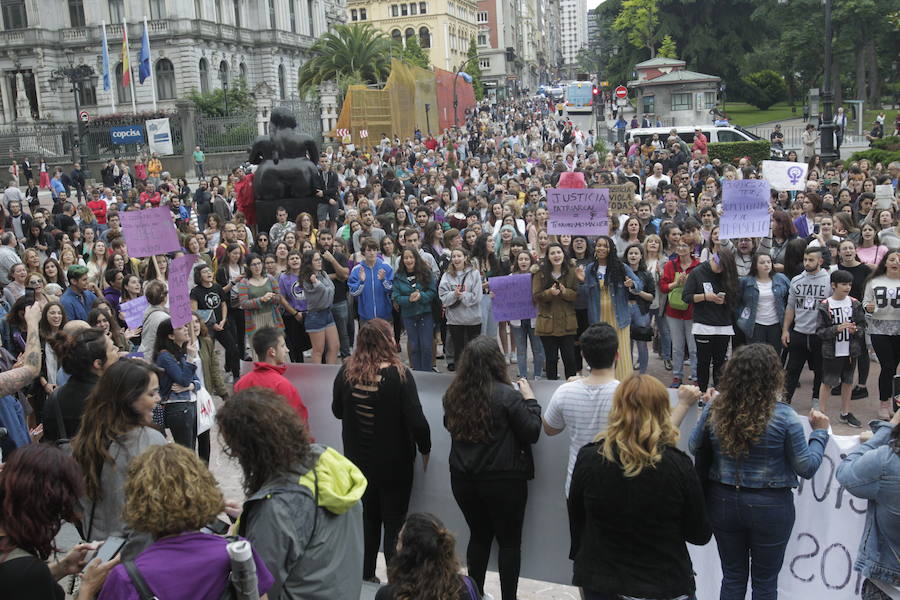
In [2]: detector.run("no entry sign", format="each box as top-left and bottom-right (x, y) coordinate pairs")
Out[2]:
(614, 86), (628, 100)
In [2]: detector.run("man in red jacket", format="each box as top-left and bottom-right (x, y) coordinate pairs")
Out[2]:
(233, 327), (308, 423)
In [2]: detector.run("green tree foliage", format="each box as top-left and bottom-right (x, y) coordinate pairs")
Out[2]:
(658, 35), (677, 59)
(298, 24), (393, 100)
(741, 69), (787, 110)
(612, 0), (661, 58)
(466, 38), (485, 101)
(188, 78), (253, 117)
(708, 140), (772, 165)
(396, 35), (431, 69)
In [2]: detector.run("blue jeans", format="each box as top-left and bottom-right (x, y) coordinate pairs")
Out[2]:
(629, 304), (651, 373)
(655, 307), (672, 361)
(510, 322), (544, 379)
(583, 591), (695, 600)
(708, 483), (795, 600)
(666, 315), (696, 380)
(403, 313), (434, 372)
(481, 295), (498, 338)
(330, 300), (351, 358)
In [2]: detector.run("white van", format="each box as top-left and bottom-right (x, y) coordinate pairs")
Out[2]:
(624, 125), (762, 146)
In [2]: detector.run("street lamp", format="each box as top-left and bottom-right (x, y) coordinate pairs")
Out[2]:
(453, 55), (479, 128)
(818, 0), (838, 163)
(48, 50), (98, 166)
(424, 102), (432, 135)
(219, 68), (229, 116)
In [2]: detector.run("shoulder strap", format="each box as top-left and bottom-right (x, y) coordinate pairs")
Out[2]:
(50, 389), (67, 442)
(462, 575), (480, 600)
(124, 559), (159, 600)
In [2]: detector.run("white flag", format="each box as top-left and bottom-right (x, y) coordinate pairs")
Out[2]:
(762, 160), (808, 192)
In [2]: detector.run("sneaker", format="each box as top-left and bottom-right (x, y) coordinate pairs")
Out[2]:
(669, 377), (682, 388)
(878, 402), (892, 420)
(830, 385), (841, 396)
(483, 594), (495, 600)
(851, 385), (868, 400)
(811, 397), (820, 411)
(431, 366), (440, 373)
(840, 412), (862, 428)
(363, 576), (381, 584)
(447, 363), (455, 372)
(509, 353), (517, 364)
(663, 359), (673, 371)
(504, 353), (511, 365)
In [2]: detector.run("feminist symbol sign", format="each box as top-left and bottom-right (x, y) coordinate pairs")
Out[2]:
(787, 166), (804, 185)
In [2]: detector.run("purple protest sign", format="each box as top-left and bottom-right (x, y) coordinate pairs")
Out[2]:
(119, 295), (150, 330)
(120, 206), (181, 258)
(168, 254), (196, 328)
(547, 187), (609, 236)
(719, 179), (770, 240)
(489, 273), (537, 322)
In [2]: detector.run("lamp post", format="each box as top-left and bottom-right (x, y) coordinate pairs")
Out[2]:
(818, 0), (838, 163)
(453, 55), (479, 128)
(48, 51), (98, 166)
(219, 69), (229, 116)
(424, 102), (431, 135)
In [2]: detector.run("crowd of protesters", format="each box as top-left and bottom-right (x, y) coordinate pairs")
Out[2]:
(0, 98), (899, 600)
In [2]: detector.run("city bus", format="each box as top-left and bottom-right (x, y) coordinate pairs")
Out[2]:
(565, 81), (594, 114)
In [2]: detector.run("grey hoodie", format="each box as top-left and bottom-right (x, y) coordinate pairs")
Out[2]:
(787, 269), (832, 334)
(438, 266), (483, 326)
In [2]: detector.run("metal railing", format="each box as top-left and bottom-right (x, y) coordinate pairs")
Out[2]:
(274, 99), (324, 143)
(0, 124), (73, 159)
(196, 112), (258, 153)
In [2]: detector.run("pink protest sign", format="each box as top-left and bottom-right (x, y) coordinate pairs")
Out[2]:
(119, 295), (150, 329)
(547, 187), (609, 236)
(557, 171), (586, 188)
(120, 206), (181, 258)
(168, 254), (196, 328)
(489, 274), (537, 322)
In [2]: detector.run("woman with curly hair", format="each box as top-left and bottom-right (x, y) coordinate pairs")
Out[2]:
(95, 444), (274, 599)
(0, 444), (118, 600)
(568, 375), (709, 600)
(376, 513), (480, 600)
(442, 336), (541, 600)
(333, 318), (431, 583)
(220, 386), (366, 600)
(72, 358), (167, 542)
(689, 344), (831, 600)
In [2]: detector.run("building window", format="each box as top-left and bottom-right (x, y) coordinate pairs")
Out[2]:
(410, 2), (416, 15)
(289, 0), (296, 31)
(350, 8), (356, 20)
(233, 0), (242, 26)
(77, 78), (97, 106)
(110, 0), (125, 21)
(641, 95), (655, 115)
(238, 62), (247, 81)
(307, 0), (314, 34)
(278, 64), (286, 99)
(391, 28), (401, 43)
(156, 58), (176, 100)
(268, 0), (276, 27)
(67, 0), (85, 26)
(671, 92), (692, 111)
(479, 58), (490, 69)
(419, 26), (430, 48)
(390, 4), (397, 16)
(400, 3), (407, 15)
(704, 91), (717, 109)
(149, 0), (166, 19)
(405, 27), (414, 41)
(115, 63), (132, 103)
(419, 2), (425, 13)
(476, 32), (486, 46)
(198, 58), (209, 93)
(477, 11), (487, 22)
(359, 7), (365, 19)
(218, 61), (229, 87)
(215, 0), (222, 20)
(193, 0), (201, 17)
(1, 0), (27, 29)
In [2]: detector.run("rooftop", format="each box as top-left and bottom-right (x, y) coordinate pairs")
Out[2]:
(629, 69), (721, 87)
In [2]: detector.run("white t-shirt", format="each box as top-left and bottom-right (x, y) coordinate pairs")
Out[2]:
(755, 280), (778, 325)
(543, 379), (619, 496)
(827, 296), (852, 357)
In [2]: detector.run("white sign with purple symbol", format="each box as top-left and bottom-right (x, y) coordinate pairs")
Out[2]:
(762, 160), (809, 192)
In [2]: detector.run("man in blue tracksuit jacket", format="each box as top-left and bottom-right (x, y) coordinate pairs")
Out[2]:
(348, 239), (393, 322)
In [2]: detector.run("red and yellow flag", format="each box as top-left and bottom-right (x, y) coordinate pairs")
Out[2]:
(121, 27), (131, 87)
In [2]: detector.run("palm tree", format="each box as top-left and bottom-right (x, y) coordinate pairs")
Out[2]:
(298, 24), (393, 99)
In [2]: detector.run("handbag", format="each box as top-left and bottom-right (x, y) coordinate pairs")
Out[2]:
(196, 387), (216, 435)
(631, 325), (653, 342)
(49, 389), (73, 456)
(667, 285), (689, 311)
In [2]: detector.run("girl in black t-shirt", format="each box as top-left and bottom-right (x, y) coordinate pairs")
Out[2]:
(191, 264), (240, 380)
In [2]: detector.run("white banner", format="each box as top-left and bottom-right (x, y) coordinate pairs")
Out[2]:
(762, 160), (809, 192)
(271, 364), (867, 598)
(146, 117), (173, 156)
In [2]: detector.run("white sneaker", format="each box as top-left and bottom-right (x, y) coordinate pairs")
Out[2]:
(483, 594), (495, 600)
(504, 353), (511, 365)
(509, 353), (517, 364)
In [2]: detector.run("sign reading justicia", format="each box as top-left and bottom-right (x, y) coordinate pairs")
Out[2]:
(109, 125), (145, 145)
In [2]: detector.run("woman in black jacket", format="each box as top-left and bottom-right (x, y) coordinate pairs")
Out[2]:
(442, 335), (541, 600)
(568, 374), (710, 600)
(332, 318), (431, 583)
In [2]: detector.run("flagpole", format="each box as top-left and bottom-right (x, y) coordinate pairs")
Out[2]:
(101, 21), (115, 113)
(124, 18), (138, 114)
(144, 16), (158, 111)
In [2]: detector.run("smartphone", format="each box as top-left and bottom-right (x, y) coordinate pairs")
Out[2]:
(200, 519), (231, 535)
(511, 381), (520, 392)
(813, 224), (821, 235)
(94, 536), (127, 565)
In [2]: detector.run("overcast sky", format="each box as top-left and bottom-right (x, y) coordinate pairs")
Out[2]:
(587, 0), (606, 11)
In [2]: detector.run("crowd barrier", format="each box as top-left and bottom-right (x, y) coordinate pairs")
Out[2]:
(269, 364), (867, 599)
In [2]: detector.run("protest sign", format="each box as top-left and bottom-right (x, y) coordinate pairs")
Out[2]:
(489, 274), (537, 322)
(719, 179), (771, 239)
(146, 117), (174, 155)
(606, 184), (633, 217)
(557, 171), (585, 188)
(875, 184), (894, 210)
(168, 254), (196, 328)
(762, 160), (809, 191)
(120, 206), (181, 258)
(547, 187), (609, 236)
(119, 296), (150, 329)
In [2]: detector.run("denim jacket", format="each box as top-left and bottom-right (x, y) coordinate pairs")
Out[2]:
(155, 350), (200, 403)
(836, 421), (900, 586)
(735, 274), (791, 338)
(582, 262), (642, 329)
(689, 401), (830, 488)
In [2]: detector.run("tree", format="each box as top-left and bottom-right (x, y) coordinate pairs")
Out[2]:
(741, 69), (787, 111)
(465, 38), (485, 101)
(658, 35), (677, 59)
(613, 0), (661, 58)
(188, 77), (253, 117)
(298, 24), (393, 100)
(397, 35), (431, 69)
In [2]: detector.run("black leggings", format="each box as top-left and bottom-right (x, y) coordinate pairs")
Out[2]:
(539, 334), (577, 380)
(449, 324), (482, 359)
(360, 478), (413, 579)
(785, 330), (823, 402)
(870, 334), (900, 404)
(451, 476), (527, 600)
(283, 311), (311, 363)
(694, 334), (731, 392)
(212, 320), (241, 379)
(573, 308), (590, 373)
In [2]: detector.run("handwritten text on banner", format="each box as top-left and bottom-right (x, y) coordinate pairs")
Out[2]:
(168, 254), (196, 328)
(120, 206), (182, 258)
(719, 179), (771, 240)
(547, 187), (609, 236)
(119, 296), (150, 330)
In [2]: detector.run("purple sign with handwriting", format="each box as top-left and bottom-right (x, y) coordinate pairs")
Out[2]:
(547, 187), (609, 236)
(168, 254), (196, 328)
(720, 179), (770, 240)
(120, 206), (181, 258)
(490, 274), (537, 322)
(119, 295), (150, 330)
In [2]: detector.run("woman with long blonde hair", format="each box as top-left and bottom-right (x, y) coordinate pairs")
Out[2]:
(569, 374), (708, 600)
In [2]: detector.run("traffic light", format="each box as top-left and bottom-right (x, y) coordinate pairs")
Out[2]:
(592, 86), (600, 96)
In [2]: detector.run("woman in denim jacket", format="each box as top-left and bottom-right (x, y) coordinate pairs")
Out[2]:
(836, 409), (900, 600)
(689, 344), (831, 600)
(153, 318), (200, 451)
(735, 253), (790, 352)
